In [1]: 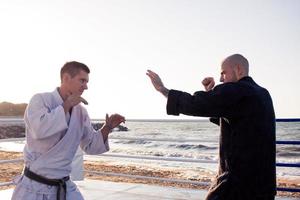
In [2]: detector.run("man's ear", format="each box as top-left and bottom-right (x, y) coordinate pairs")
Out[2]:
(236, 64), (243, 77)
(62, 73), (71, 83)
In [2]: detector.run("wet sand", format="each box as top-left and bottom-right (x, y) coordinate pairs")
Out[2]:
(0, 151), (299, 198)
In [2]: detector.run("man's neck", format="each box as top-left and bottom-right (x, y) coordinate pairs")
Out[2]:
(58, 87), (69, 101)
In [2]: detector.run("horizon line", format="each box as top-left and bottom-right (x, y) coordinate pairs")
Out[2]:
(0, 116), (299, 122)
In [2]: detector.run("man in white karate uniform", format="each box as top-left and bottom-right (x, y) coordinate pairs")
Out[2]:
(70, 148), (84, 181)
(12, 61), (125, 200)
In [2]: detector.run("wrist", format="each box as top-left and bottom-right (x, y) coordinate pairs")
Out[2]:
(103, 123), (113, 132)
(62, 102), (71, 113)
(160, 87), (169, 98)
(101, 124), (112, 142)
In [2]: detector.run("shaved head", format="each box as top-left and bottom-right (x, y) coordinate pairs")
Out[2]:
(223, 54), (249, 75)
(220, 54), (249, 83)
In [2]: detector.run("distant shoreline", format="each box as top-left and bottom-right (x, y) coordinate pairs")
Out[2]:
(0, 117), (209, 123)
(92, 118), (209, 122)
(1, 117), (299, 122)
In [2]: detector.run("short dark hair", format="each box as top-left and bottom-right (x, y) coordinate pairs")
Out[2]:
(60, 61), (90, 80)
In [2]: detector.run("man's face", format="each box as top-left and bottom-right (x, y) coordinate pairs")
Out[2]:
(65, 70), (89, 95)
(219, 62), (238, 83)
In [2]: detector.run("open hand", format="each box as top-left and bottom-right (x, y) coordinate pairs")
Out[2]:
(146, 70), (169, 97)
(105, 113), (126, 130)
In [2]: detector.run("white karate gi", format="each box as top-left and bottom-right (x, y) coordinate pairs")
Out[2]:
(70, 148), (84, 181)
(12, 88), (109, 200)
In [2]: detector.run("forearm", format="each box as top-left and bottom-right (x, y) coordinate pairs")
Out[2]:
(27, 106), (68, 139)
(100, 124), (112, 142)
(167, 89), (225, 117)
(80, 129), (110, 155)
(62, 101), (72, 113)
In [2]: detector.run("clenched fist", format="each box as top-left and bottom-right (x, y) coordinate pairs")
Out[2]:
(202, 77), (215, 91)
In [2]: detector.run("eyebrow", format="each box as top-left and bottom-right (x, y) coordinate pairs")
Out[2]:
(80, 78), (88, 82)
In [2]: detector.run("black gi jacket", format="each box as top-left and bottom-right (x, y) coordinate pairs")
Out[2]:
(167, 76), (276, 199)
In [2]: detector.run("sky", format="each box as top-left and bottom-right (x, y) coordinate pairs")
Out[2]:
(0, 0), (299, 119)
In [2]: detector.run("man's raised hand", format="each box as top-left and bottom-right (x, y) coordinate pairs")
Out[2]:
(202, 77), (215, 91)
(63, 93), (87, 113)
(146, 70), (169, 98)
(105, 113), (126, 130)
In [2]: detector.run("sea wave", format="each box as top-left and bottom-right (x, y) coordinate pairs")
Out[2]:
(113, 140), (152, 145)
(0, 120), (299, 177)
(167, 144), (216, 150)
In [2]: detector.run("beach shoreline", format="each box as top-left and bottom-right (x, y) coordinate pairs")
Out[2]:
(0, 151), (299, 198)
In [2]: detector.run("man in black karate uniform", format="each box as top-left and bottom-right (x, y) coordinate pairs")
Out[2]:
(147, 54), (276, 200)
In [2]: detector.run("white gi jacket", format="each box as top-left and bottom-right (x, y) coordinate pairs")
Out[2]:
(12, 88), (109, 200)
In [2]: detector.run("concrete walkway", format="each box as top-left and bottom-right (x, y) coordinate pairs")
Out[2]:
(77, 179), (206, 200)
(0, 179), (297, 200)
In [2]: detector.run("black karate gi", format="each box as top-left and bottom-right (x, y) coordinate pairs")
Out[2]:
(167, 76), (276, 200)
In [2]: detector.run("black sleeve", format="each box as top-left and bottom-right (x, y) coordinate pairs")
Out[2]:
(209, 117), (220, 126)
(166, 83), (243, 118)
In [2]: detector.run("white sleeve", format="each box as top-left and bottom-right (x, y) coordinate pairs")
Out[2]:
(25, 94), (68, 139)
(80, 112), (109, 155)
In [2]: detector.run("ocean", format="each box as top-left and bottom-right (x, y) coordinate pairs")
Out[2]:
(0, 119), (299, 178)
(105, 120), (300, 178)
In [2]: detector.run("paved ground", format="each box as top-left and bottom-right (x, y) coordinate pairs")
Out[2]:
(0, 179), (297, 200)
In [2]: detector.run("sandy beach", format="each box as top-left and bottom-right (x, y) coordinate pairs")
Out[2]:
(0, 151), (299, 198)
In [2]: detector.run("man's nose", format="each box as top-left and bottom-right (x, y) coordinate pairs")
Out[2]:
(84, 83), (88, 90)
(220, 76), (224, 83)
